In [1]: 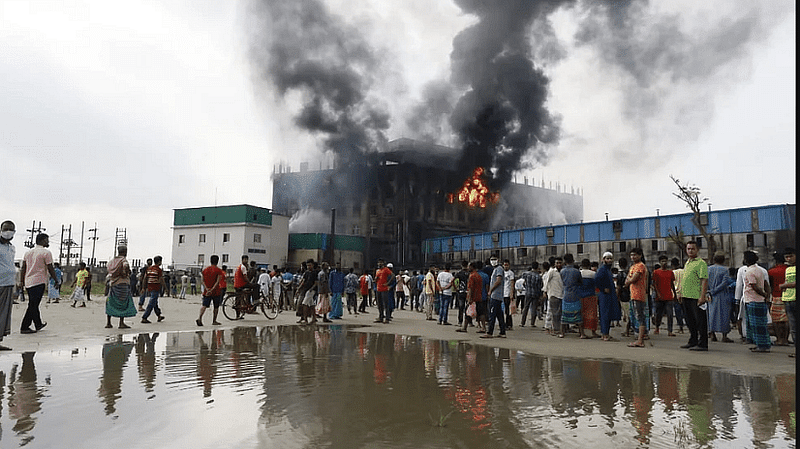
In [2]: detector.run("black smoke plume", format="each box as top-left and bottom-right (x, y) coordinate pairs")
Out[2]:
(448, 0), (573, 190)
(248, 0), (390, 166)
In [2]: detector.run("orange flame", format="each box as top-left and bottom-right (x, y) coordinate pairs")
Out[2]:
(448, 167), (500, 208)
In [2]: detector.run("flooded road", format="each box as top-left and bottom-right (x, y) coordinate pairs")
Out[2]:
(0, 325), (794, 448)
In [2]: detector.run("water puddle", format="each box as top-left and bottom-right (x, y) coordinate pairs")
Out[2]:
(0, 325), (795, 448)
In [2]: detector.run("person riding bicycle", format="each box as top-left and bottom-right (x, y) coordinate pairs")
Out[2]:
(234, 255), (260, 306)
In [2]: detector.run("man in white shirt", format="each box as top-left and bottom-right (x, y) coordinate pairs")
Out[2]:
(258, 268), (271, 302)
(543, 257), (564, 336)
(271, 268), (284, 308)
(436, 265), (454, 325)
(502, 260), (516, 330)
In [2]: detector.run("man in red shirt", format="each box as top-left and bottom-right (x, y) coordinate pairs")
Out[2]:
(198, 255), (225, 326)
(141, 255), (166, 324)
(374, 259), (393, 324)
(652, 255), (677, 336)
(456, 261), (484, 333)
(234, 255), (259, 305)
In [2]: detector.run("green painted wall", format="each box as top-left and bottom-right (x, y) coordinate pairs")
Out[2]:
(174, 205), (273, 226)
(289, 233), (365, 252)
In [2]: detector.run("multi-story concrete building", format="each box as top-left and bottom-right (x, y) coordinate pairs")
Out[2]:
(272, 138), (583, 268)
(171, 205), (289, 272)
(424, 204), (796, 269)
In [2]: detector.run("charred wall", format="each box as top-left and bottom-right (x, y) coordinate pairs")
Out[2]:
(272, 139), (583, 269)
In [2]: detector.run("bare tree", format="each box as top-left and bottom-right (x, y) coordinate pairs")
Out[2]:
(669, 175), (717, 255)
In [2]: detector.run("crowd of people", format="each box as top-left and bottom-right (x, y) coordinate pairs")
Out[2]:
(0, 218), (795, 359)
(252, 242), (795, 358)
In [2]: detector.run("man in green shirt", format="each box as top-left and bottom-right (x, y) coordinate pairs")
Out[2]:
(678, 241), (709, 351)
(779, 247), (796, 357)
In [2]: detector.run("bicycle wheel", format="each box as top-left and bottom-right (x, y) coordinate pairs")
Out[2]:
(222, 294), (240, 321)
(261, 294), (278, 320)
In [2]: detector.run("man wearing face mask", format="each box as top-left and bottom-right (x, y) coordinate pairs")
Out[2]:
(0, 221), (17, 350)
(19, 233), (58, 334)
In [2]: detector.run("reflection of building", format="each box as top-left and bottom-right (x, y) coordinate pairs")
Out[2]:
(272, 138), (583, 268)
(170, 205), (289, 271)
(425, 204), (796, 268)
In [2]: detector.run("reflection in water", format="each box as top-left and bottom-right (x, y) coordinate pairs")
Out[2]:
(99, 336), (135, 416)
(0, 325), (795, 448)
(6, 352), (43, 445)
(135, 333), (159, 393)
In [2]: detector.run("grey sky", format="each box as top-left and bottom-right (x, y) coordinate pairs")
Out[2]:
(1, 0), (795, 265)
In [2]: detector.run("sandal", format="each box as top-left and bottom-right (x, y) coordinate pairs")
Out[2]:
(479, 334), (493, 339)
(628, 342), (645, 348)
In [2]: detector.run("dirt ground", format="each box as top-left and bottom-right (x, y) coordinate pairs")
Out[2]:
(2, 293), (796, 377)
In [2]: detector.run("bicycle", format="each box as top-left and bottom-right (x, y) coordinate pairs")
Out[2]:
(222, 288), (279, 321)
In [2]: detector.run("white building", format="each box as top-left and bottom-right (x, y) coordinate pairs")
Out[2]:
(171, 205), (289, 272)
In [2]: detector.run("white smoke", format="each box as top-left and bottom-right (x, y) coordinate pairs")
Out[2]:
(288, 207), (331, 233)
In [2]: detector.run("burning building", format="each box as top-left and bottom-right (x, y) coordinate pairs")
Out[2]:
(272, 138), (582, 269)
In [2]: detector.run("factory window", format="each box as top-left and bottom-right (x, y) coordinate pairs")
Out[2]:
(384, 205), (394, 216)
(547, 245), (558, 255)
(696, 237), (703, 248)
(651, 240), (659, 251)
(199, 234), (206, 243)
(223, 233), (230, 243)
(253, 233), (262, 243)
(615, 242), (626, 253)
(222, 254), (229, 263)
(746, 234), (767, 247)
(576, 244), (584, 254)
(371, 226), (378, 236)
(517, 248), (528, 257)
(197, 254), (205, 265)
(352, 225), (360, 235)
(178, 235), (185, 245)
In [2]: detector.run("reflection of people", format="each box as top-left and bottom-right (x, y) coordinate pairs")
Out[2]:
(99, 336), (135, 415)
(135, 333), (158, 392)
(9, 351), (43, 435)
(197, 331), (219, 397)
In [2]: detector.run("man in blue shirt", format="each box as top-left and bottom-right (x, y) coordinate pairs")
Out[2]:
(481, 257), (507, 338)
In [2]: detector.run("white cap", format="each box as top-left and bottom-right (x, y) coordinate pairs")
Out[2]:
(602, 252), (613, 259)
(387, 263), (393, 268)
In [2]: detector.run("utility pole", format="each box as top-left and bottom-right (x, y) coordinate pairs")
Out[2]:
(24, 220), (45, 249)
(88, 223), (98, 267)
(62, 225), (75, 267)
(78, 221), (85, 264)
